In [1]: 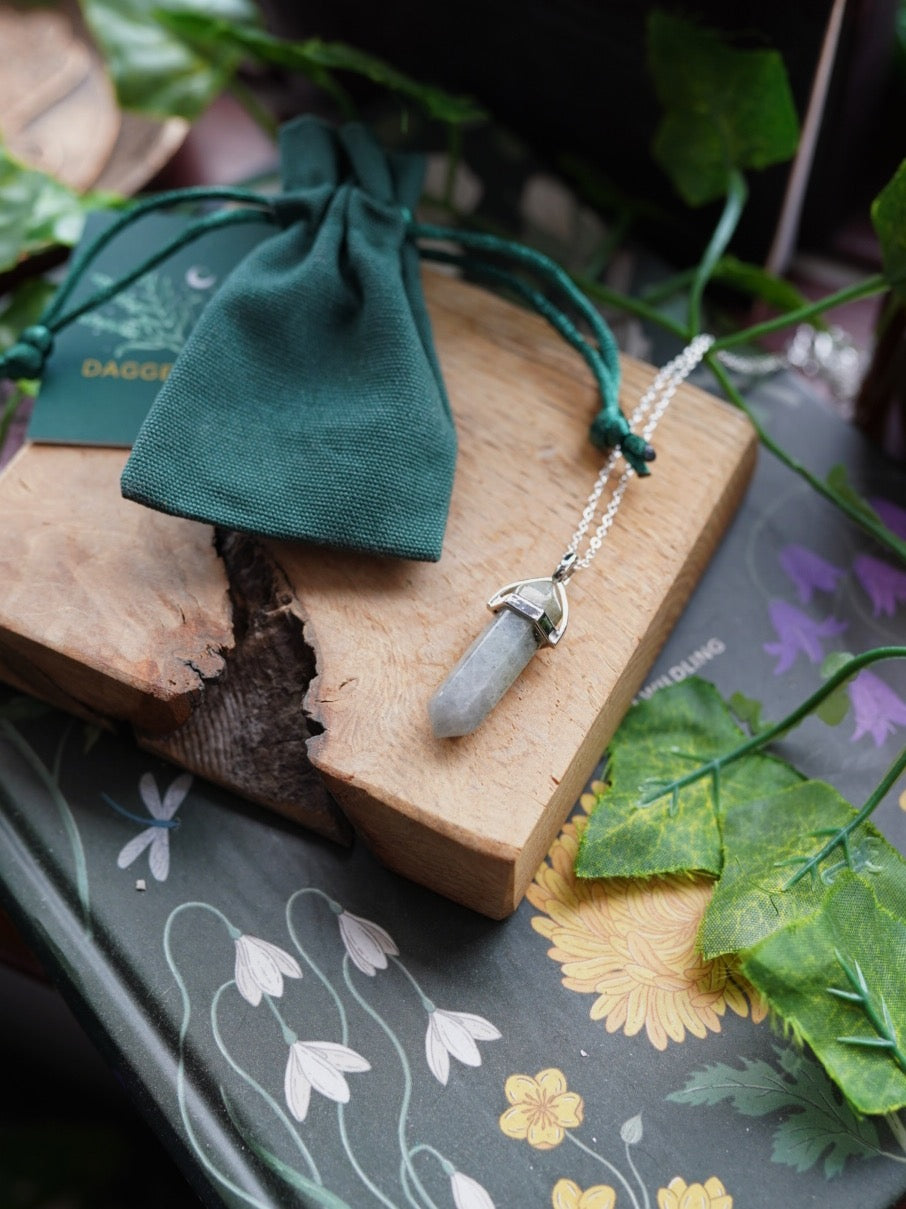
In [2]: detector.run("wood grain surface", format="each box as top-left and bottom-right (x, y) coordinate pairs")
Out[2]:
(269, 271), (757, 915)
(0, 269), (756, 909)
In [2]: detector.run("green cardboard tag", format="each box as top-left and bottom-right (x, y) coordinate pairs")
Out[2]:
(28, 211), (272, 447)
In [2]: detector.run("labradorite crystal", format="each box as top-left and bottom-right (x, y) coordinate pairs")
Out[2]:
(429, 579), (562, 738)
(429, 609), (540, 738)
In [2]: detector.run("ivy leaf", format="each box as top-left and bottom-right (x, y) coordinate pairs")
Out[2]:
(668, 1045), (880, 1176)
(699, 780), (906, 959)
(78, 0), (260, 120)
(742, 875), (906, 1114)
(713, 256), (813, 316)
(0, 279), (56, 351)
(826, 464), (884, 525)
(575, 678), (801, 880)
(159, 14), (488, 127)
(647, 11), (800, 206)
(815, 651), (854, 727)
(0, 146), (113, 274)
(872, 158), (906, 299)
(728, 690), (770, 735)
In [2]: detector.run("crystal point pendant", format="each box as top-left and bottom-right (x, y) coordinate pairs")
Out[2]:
(429, 575), (569, 738)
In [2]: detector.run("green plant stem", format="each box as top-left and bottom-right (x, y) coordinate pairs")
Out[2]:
(641, 267), (698, 304)
(574, 275), (688, 338)
(711, 273), (888, 352)
(707, 354), (906, 564)
(443, 123), (462, 211)
(688, 168), (748, 335)
(584, 210), (634, 280)
(228, 77), (279, 140)
(644, 647), (906, 808)
(785, 747), (906, 888)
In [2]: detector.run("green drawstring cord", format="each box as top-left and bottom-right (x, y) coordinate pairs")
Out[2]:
(53, 209), (272, 329)
(0, 188), (650, 472)
(1, 186), (275, 380)
(418, 246), (652, 475)
(408, 219), (652, 474)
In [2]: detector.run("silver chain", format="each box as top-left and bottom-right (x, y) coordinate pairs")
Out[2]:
(556, 333), (714, 580)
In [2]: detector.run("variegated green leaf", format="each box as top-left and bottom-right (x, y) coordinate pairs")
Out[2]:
(741, 875), (906, 1115)
(575, 678), (801, 880)
(699, 781), (906, 959)
(647, 11), (799, 206)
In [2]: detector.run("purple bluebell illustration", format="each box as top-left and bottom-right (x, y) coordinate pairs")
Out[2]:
(763, 599), (847, 674)
(854, 553), (906, 617)
(848, 669), (906, 747)
(779, 544), (845, 603)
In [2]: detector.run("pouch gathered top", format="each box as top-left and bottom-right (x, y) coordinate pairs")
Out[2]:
(121, 117), (457, 562)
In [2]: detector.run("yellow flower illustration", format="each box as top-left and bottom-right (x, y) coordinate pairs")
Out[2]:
(657, 1175), (732, 1209)
(527, 785), (766, 1051)
(500, 1068), (584, 1149)
(551, 1177), (617, 1208)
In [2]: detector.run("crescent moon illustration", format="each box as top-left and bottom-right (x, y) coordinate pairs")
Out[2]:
(186, 265), (217, 290)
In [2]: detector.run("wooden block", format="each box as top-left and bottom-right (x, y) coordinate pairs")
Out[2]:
(0, 444), (350, 844)
(0, 270), (756, 910)
(271, 273), (757, 916)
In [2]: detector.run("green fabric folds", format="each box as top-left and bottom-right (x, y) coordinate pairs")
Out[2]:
(120, 117), (456, 562)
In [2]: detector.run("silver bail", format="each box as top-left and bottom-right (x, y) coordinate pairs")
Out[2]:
(553, 550), (578, 583)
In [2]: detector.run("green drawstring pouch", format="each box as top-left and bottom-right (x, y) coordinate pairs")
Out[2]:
(120, 116), (457, 562)
(5, 115), (650, 563)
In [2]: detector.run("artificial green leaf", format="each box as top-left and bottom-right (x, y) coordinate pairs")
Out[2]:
(0, 278), (56, 351)
(160, 14), (487, 127)
(79, 0), (259, 120)
(559, 153), (677, 228)
(713, 255), (813, 316)
(728, 689), (769, 735)
(742, 875), (906, 1114)
(872, 158), (906, 298)
(647, 11), (799, 206)
(668, 1045), (880, 1176)
(699, 781), (906, 958)
(575, 678), (801, 879)
(816, 651), (854, 726)
(638, 256), (812, 315)
(826, 464), (884, 525)
(0, 146), (110, 273)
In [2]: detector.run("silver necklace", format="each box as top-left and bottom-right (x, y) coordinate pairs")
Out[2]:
(429, 334), (715, 738)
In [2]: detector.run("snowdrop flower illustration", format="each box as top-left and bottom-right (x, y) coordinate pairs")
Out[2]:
(762, 599), (847, 674)
(337, 909), (399, 975)
(778, 544), (844, 603)
(450, 1169), (497, 1209)
(233, 934), (302, 1006)
(849, 669), (906, 747)
(425, 1007), (501, 1085)
(114, 771), (192, 882)
(284, 1038), (371, 1122)
(853, 553), (906, 617)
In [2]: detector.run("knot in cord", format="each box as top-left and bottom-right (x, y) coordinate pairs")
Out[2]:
(589, 411), (655, 475)
(1, 324), (54, 380)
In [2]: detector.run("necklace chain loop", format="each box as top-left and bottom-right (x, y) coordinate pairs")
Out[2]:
(559, 334), (715, 579)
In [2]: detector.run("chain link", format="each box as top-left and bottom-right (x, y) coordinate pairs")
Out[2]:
(562, 334), (714, 576)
